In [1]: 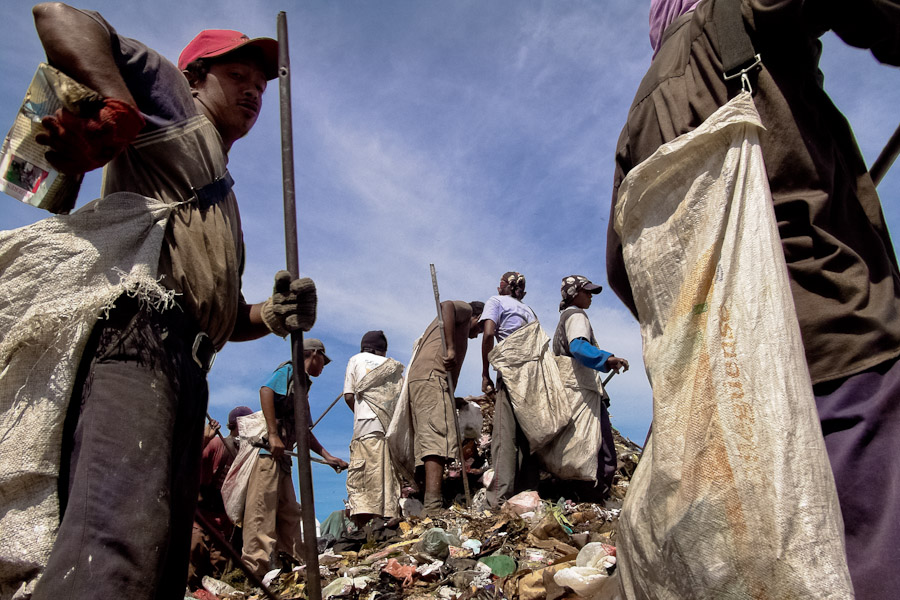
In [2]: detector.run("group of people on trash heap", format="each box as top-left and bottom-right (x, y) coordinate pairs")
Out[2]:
(189, 268), (631, 587)
(0, 0), (897, 599)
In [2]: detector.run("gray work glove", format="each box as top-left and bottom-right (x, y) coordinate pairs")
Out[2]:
(260, 270), (317, 337)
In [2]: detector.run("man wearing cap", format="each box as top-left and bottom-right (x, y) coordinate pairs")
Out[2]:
(342, 331), (403, 525)
(188, 406), (252, 590)
(242, 339), (348, 578)
(6, 5), (316, 599)
(552, 275), (629, 500)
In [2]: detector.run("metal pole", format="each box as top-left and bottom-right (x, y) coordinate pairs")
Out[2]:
(277, 12), (321, 600)
(870, 122), (900, 187)
(429, 264), (472, 507)
(194, 511), (283, 600)
(311, 393), (344, 429)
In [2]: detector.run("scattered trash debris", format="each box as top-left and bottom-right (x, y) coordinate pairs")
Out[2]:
(191, 423), (642, 600)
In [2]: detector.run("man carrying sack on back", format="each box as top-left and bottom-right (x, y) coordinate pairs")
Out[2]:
(607, 0), (900, 597)
(342, 330), (405, 526)
(552, 275), (628, 503)
(0, 5), (318, 598)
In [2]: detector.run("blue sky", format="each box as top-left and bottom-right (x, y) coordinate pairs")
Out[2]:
(2, 0), (899, 521)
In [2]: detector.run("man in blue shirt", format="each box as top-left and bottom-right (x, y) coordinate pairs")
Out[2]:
(241, 339), (347, 577)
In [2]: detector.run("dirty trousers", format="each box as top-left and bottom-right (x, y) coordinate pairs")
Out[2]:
(814, 355), (900, 600)
(346, 433), (400, 519)
(408, 374), (458, 465)
(241, 455), (303, 577)
(486, 375), (539, 509)
(33, 297), (208, 600)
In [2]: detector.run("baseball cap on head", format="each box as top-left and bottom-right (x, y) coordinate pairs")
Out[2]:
(560, 275), (602, 310)
(303, 338), (332, 364)
(227, 405), (253, 430)
(178, 29), (278, 80)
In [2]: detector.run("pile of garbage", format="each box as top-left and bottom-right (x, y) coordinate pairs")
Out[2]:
(188, 429), (642, 600)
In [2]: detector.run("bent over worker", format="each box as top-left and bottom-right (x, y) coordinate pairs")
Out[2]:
(407, 301), (485, 515)
(0, 5), (318, 599)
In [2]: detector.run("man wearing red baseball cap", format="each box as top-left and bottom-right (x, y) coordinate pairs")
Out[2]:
(2, 4), (316, 599)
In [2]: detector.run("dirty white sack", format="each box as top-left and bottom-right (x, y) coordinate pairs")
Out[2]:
(221, 411), (267, 526)
(488, 320), (574, 450)
(613, 92), (852, 598)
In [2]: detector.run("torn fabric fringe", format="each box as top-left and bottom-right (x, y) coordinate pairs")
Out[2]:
(0, 192), (173, 598)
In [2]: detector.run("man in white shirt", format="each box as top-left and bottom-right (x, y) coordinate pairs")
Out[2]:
(343, 330), (402, 525)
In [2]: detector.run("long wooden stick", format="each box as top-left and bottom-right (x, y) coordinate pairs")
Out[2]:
(429, 264), (471, 507)
(277, 12), (321, 600)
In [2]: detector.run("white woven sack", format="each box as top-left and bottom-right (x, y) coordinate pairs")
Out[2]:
(356, 358), (405, 432)
(221, 411), (267, 526)
(488, 320), (574, 451)
(613, 92), (852, 599)
(386, 336), (423, 486)
(536, 355), (603, 481)
(0, 193), (173, 598)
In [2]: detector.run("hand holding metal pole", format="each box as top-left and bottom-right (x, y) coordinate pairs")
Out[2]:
(277, 12), (321, 600)
(430, 264), (472, 507)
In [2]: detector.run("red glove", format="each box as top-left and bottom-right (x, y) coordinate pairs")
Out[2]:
(35, 98), (145, 175)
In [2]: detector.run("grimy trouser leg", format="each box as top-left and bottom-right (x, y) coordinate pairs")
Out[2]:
(34, 299), (207, 600)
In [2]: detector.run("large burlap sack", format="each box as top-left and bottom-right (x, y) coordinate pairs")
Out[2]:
(221, 411), (267, 526)
(386, 337), (423, 486)
(0, 193), (173, 598)
(536, 356), (604, 481)
(613, 92), (852, 598)
(356, 358), (405, 432)
(488, 321), (574, 451)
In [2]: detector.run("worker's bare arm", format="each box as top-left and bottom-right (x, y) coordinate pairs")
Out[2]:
(32, 2), (137, 107)
(230, 301), (270, 342)
(481, 319), (496, 393)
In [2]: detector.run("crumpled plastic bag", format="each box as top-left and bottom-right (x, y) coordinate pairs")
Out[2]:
(553, 543), (619, 598)
(384, 558), (417, 586)
(457, 401), (483, 439)
(505, 490), (541, 516)
(479, 554), (517, 578)
(201, 575), (240, 597)
(554, 567), (621, 598)
(322, 576), (374, 598)
(415, 527), (460, 560)
(576, 542), (616, 570)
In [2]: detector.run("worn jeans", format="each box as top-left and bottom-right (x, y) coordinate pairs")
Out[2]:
(33, 297), (209, 600)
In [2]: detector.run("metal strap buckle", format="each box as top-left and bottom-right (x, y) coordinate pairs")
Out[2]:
(192, 332), (216, 372)
(723, 53), (762, 93)
(190, 171), (235, 210)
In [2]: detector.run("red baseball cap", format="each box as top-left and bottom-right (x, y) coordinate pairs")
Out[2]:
(178, 29), (278, 80)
